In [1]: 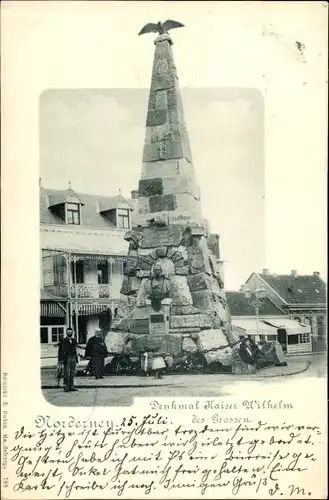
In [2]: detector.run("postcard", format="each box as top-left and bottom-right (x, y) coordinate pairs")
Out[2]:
(1, 1), (327, 499)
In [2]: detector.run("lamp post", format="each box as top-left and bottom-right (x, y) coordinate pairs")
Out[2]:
(242, 287), (266, 339)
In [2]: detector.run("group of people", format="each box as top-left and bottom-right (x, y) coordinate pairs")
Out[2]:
(58, 327), (166, 392)
(57, 328), (109, 392)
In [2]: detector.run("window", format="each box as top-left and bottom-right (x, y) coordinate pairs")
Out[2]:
(51, 327), (64, 343)
(67, 203), (81, 225)
(259, 335), (265, 341)
(300, 333), (310, 344)
(39, 326), (65, 344)
(97, 261), (109, 284)
(40, 327), (48, 344)
(43, 255), (54, 286)
(117, 208), (130, 229)
(267, 335), (276, 341)
(70, 260), (84, 283)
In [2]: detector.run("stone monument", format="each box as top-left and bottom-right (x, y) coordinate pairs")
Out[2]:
(114, 23), (234, 348)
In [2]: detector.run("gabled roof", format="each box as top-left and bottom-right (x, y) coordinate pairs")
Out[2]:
(40, 188), (133, 229)
(48, 189), (84, 207)
(258, 273), (326, 304)
(98, 195), (134, 213)
(226, 291), (285, 317)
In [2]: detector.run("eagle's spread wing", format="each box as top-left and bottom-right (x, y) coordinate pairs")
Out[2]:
(138, 23), (159, 35)
(162, 20), (185, 32)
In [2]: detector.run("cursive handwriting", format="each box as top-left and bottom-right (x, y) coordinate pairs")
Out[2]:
(6, 412), (323, 498)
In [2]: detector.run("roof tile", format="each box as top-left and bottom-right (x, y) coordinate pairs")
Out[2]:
(259, 273), (326, 304)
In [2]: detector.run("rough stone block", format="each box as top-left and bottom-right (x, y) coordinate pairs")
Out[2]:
(170, 314), (212, 330)
(150, 124), (172, 143)
(151, 73), (175, 91)
(188, 246), (206, 274)
(169, 212), (204, 227)
(174, 259), (185, 268)
(167, 88), (183, 110)
(132, 307), (149, 320)
(125, 255), (138, 276)
(154, 58), (169, 74)
(144, 128), (152, 145)
(163, 174), (192, 196)
(141, 160), (180, 179)
(155, 90), (168, 108)
(139, 178), (163, 197)
(167, 247), (178, 259)
(191, 289), (214, 310)
(146, 109), (168, 127)
(149, 194), (176, 213)
(155, 335), (183, 356)
(143, 139), (185, 163)
(148, 91), (157, 109)
(187, 273), (212, 292)
(138, 255), (154, 270)
(207, 233), (220, 259)
(174, 193), (201, 213)
(120, 276), (140, 296)
(171, 251), (183, 263)
(137, 196), (150, 215)
(170, 275), (193, 306)
(128, 319), (150, 335)
(176, 266), (188, 275)
(171, 304), (199, 315)
(168, 105), (184, 124)
(139, 227), (159, 248)
(156, 247), (167, 258)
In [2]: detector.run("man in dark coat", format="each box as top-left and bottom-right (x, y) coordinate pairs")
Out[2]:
(85, 330), (108, 379)
(62, 328), (79, 392)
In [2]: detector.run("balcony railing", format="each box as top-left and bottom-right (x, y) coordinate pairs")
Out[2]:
(70, 284), (112, 299)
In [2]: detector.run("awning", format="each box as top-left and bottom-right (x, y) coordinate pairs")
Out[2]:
(232, 319), (278, 336)
(40, 302), (66, 317)
(41, 228), (129, 259)
(263, 319), (311, 335)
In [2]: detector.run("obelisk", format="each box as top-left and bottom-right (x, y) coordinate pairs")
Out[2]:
(117, 26), (233, 344)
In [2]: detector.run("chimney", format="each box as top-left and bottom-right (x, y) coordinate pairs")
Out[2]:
(262, 268), (269, 276)
(313, 271), (320, 277)
(131, 190), (139, 199)
(291, 270), (298, 277)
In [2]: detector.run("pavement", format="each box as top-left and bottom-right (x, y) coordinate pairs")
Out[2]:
(41, 353), (326, 407)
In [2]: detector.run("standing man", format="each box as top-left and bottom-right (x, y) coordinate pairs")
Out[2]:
(62, 328), (78, 392)
(85, 329), (108, 379)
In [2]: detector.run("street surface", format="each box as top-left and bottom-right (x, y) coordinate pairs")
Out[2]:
(42, 353), (326, 407)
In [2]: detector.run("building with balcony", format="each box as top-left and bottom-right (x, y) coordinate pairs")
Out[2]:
(244, 269), (327, 353)
(40, 185), (134, 351)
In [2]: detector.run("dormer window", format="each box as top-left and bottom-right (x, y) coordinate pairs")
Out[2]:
(98, 196), (132, 229)
(47, 187), (84, 225)
(117, 208), (130, 229)
(67, 203), (81, 225)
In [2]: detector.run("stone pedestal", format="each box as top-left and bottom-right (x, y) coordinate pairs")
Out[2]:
(146, 298), (172, 335)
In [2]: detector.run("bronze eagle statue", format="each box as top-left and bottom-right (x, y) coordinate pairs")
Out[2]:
(138, 20), (185, 36)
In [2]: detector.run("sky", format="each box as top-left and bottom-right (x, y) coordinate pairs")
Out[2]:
(4, 1), (327, 289)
